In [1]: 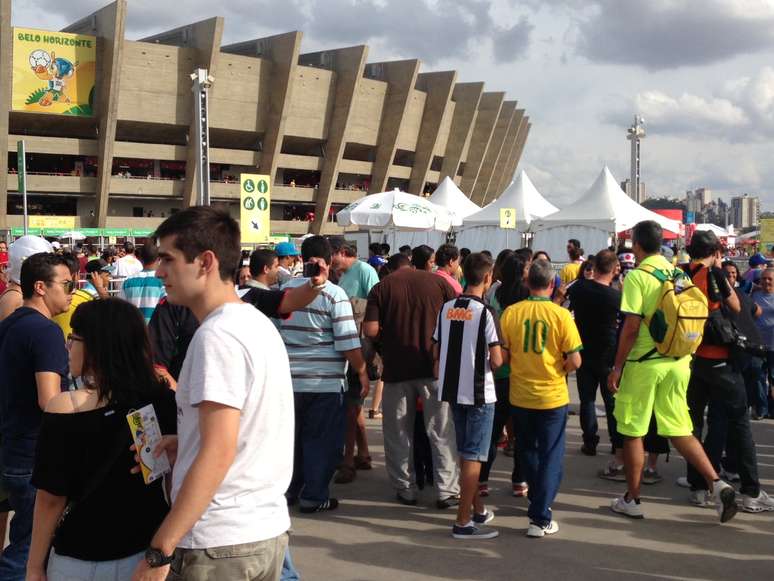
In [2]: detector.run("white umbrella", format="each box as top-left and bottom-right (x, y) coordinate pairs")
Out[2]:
(59, 231), (86, 241)
(336, 188), (451, 231)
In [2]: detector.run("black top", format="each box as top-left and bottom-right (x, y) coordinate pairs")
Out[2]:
(0, 307), (68, 470)
(730, 288), (763, 346)
(148, 289), (287, 380)
(568, 279), (622, 365)
(31, 388), (177, 561)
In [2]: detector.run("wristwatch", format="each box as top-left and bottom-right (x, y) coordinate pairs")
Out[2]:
(145, 547), (175, 568)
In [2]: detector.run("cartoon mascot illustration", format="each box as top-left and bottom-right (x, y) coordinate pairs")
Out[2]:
(28, 49), (77, 107)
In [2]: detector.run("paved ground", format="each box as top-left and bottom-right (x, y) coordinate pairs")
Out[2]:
(289, 386), (774, 581)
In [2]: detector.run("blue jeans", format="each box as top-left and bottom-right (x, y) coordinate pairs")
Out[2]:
(451, 403), (495, 462)
(511, 405), (568, 527)
(281, 546), (301, 581)
(288, 392), (346, 506)
(0, 467), (36, 581)
(47, 550), (144, 581)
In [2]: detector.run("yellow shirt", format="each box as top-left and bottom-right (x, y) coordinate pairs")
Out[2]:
(53, 289), (94, 339)
(559, 262), (582, 285)
(501, 296), (582, 410)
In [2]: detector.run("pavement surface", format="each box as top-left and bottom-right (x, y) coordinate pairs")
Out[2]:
(289, 383), (774, 581)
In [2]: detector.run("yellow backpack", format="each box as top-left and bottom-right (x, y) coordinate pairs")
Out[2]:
(638, 264), (708, 359)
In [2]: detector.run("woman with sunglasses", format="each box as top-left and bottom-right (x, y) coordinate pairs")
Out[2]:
(27, 298), (176, 581)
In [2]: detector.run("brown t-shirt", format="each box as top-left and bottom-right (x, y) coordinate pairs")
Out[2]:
(365, 268), (456, 382)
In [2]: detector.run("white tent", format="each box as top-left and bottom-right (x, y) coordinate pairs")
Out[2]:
(694, 223), (731, 236)
(453, 170), (559, 254)
(531, 166), (682, 260)
(383, 177), (480, 250)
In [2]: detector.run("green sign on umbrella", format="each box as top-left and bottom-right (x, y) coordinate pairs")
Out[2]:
(80, 228), (102, 236)
(11, 227), (41, 236)
(131, 229), (155, 237)
(102, 228), (130, 236)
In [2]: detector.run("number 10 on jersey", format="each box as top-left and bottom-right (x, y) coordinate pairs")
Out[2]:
(523, 319), (548, 354)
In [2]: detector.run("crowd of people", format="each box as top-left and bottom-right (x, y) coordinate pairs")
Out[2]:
(0, 209), (772, 580)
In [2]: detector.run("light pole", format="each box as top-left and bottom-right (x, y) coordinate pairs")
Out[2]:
(190, 68), (213, 206)
(627, 115), (645, 203)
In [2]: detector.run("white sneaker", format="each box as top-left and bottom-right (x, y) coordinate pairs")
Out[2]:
(526, 520), (559, 538)
(610, 496), (644, 519)
(689, 489), (712, 507)
(676, 476), (690, 488)
(711, 480), (738, 523)
(742, 490), (774, 513)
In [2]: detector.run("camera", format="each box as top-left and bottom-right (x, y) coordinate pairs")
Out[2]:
(303, 262), (321, 278)
(734, 333), (768, 358)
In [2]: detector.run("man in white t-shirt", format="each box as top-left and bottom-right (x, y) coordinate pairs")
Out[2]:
(114, 241), (143, 279)
(132, 207), (293, 581)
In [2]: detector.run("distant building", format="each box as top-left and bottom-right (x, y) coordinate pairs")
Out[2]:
(731, 194), (760, 229)
(621, 179), (646, 203)
(695, 188), (712, 206)
(685, 191), (703, 214)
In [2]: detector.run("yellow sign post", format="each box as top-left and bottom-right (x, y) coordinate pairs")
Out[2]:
(12, 27), (96, 116)
(499, 208), (517, 229)
(240, 174), (271, 244)
(760, 218), (774, 254)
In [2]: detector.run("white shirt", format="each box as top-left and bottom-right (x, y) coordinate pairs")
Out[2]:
(114, 254), (143, 278)
(172, 302), (294, 548)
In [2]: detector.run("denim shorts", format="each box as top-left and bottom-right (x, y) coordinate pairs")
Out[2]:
(48, 550), (144, 581)
(451, 402), (495, 462)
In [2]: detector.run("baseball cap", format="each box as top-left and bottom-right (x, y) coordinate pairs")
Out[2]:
(618, 252), (635, 267)
(86, 258), (114, 274)
(275, 242), (300, 257)
(660, 245), (674, 262)
(749, 252), (767, 268)
(8, 235), (53, 284)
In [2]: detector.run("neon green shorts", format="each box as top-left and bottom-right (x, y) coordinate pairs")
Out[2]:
(613, 356), (693, 438)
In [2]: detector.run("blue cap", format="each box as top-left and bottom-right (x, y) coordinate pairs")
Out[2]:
(275, 241), (300, 257)
(749, 252), (767, 268)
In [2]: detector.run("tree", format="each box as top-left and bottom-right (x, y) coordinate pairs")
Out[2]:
(642, 197), (686, 211)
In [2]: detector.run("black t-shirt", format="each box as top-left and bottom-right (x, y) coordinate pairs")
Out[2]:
(148, 290), (288, 380)
(568, 279), (622, 365)
(31, 388), (177, 561)
(0, 307), (68, 470)
(730, 288), (763, 346)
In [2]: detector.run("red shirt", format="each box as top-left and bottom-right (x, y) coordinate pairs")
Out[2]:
(435, 269), (462, 297)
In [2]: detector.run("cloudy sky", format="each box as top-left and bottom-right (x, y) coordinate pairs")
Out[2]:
(12, 0), (774, 210)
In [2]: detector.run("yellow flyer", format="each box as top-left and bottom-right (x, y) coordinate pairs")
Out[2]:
(127, 404), (170, 485)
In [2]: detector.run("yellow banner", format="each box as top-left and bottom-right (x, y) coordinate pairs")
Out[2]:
(499, 208), (517, 229)
(240, 174), (271, 244)
(28, 215), (76, 229)
(12, 27), (96, 116)
(760, 218), (774, 253)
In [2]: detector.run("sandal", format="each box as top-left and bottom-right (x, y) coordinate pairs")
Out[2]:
(354, 455), (372, 470)
(368, 409), (383, 419)
(334, 465), (356, 484)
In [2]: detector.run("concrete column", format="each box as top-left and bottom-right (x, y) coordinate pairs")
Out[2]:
(438, 82), (483, 187)
(491, 109), (524, 197)
(367, 59), (420, 194)
(142, 18), (224, 208)
(504, 118), (531, 189)
(0, 0), (11, 227)
(471, 101), (517, 205)
(63, 0), (127, 228)
(407, 70), (457, 195)
(459, 92), (504, 198)
(309, 45), (368, 235)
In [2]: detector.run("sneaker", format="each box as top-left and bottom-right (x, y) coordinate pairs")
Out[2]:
(689, 489), (713, 507)
(598, 463), (626, 482)
(526, 520), (559, 538)
(436, 495), (460, 509)
(478, 483), (490, 497)
(512, 482), (529, 497)
(676, 476), (690, 488)
(396, 492), (417, 506)
(299, 498), (339, 513)
(641, 468), (663, 485)
(610, 495), (644, 519)
(711, 480), (738, 523)
(452, 523), (499, 540)
(580, 444), (597, 456)
(473, 509), (495, 525)
(742, 490), (774, 513)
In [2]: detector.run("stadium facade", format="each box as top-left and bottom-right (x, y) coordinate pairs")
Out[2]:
(0, 0), (530, 237)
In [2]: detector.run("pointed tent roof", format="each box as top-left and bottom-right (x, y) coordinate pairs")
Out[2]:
(428, 177), (481, 226)
(463, 170), (559, 227)
(532, 166), (680, 234)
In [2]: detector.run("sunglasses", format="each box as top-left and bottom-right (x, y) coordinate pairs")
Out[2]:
(66, 333), (83, 347)
(52, 280), (77, 294)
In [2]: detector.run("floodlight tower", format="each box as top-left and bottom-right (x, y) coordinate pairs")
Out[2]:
(627, 115), (646, 203)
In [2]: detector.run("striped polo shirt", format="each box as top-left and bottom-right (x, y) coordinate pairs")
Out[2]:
(119, 270), (166, 324)
(433, 295), (500, 405)
(279, 278), (361, 393)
